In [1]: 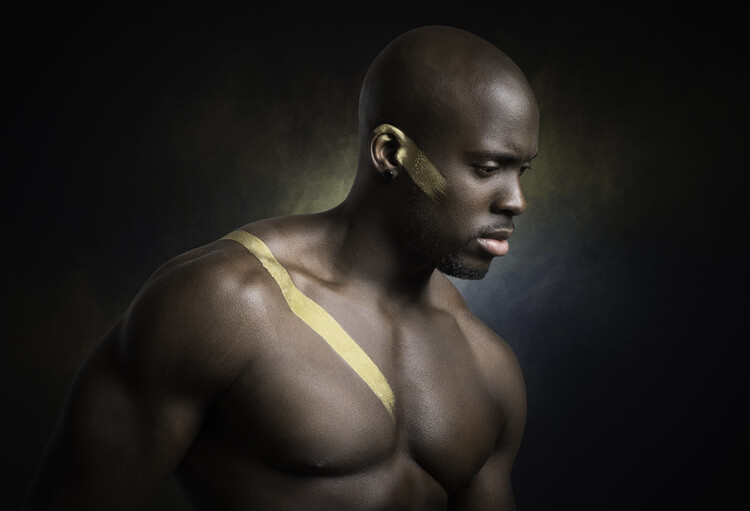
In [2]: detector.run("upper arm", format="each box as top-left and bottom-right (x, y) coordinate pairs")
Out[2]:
(450, 322), (528, 511)
(25, 249), (252, 510)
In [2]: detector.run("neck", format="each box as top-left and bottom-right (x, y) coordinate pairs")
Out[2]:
(319, 191), (436, 302)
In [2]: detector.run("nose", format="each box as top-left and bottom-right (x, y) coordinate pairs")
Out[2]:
(490, 174), (526, 216)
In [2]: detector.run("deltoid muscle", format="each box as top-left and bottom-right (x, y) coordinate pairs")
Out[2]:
(222, 229), (396, 422)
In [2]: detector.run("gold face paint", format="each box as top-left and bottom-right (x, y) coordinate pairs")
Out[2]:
(371, 123), (447, 199)
(223, 230), (396, 422)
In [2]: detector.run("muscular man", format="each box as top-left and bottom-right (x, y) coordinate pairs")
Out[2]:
(25, 25), (538, 510)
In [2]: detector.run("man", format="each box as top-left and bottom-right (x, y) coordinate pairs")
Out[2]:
(25, 24), (538, 510)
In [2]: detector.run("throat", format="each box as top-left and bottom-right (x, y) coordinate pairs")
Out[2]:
(321, 205), (438, 301)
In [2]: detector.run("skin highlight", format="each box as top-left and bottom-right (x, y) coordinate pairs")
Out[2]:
(25, 25), (539, 510)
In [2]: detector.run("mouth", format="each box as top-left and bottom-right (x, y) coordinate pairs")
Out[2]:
(476, 229), (514, 257)
(480, 229), (514, 241)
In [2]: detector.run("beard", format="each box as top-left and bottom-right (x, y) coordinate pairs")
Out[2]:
(398, 194), (490, 280)
(435, 249), (489, 280)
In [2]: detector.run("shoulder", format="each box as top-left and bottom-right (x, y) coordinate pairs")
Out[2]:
(115, 227), (287, 397)
(431, 272), (526, 416)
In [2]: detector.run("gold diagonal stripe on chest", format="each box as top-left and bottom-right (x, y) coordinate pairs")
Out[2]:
(222, 230), (396, 422)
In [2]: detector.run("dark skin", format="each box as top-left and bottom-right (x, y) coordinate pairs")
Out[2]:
(25, 26), (538, 510)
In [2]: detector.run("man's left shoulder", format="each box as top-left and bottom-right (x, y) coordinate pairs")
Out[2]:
(429, 271), (509, 348)
(431, 272), (525, 401)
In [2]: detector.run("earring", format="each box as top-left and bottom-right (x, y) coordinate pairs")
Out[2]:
(383, 169), (395, 180)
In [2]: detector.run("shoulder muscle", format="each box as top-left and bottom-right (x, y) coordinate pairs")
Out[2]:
(117, 239), (277, 400)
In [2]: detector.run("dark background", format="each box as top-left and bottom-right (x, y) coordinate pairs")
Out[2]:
(3, 6), (747, 510)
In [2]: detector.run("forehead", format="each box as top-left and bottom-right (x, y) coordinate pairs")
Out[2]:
(460, 82), (539, 156)
(419, 78), (538, 162)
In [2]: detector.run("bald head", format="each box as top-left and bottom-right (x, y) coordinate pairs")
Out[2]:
(348, 26), (539, 279)
(358, 26), (537, 164)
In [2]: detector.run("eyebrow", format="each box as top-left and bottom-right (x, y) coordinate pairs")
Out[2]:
(467, 150), (538, 163)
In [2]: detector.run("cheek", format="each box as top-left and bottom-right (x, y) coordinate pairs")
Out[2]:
(439, 176), (486, 219)
(412, 156), (489, 236)
(430, 156), (488, 215)
(431, 193), (480, 239)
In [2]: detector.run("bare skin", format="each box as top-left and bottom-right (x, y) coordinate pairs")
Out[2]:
(25, 26), (538, 510)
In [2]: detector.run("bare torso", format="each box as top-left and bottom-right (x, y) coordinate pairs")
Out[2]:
(25, 214), (526, 510)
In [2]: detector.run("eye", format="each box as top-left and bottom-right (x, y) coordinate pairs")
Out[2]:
(520, 165), (531, 176)
(473, 164), (499, 176)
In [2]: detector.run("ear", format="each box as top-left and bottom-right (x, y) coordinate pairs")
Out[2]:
(369, 132), (401, 179)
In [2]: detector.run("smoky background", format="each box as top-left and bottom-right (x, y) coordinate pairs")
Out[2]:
(2, 6), (746, 510)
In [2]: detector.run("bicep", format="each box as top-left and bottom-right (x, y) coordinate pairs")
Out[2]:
(450, 328), (528, 511)
(448, 400), (526, 511)
(448, 449), (516, 511)
(26, 321), (207, 510)
(26, 249), (260, 510)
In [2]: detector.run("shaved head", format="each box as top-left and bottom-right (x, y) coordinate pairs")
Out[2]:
(358, 25), (537, 167)
(349, 25), (539, 280)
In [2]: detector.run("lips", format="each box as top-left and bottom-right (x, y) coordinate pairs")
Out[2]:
(477, 229), (513, 257)
(480, 229), (513, 242)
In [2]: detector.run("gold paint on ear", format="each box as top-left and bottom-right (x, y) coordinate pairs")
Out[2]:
(371, 124), (447, 199)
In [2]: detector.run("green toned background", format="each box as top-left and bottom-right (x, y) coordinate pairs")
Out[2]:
(3, 6), (746, 509)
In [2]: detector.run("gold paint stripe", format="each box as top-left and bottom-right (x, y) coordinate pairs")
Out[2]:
(222, 230), (396, 422)
(371, 123), (447, 199)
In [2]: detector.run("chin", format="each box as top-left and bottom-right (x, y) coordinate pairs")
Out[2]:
(437, 254), (490, 280)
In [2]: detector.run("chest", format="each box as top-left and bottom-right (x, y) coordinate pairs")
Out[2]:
(208, 293), (502, 491)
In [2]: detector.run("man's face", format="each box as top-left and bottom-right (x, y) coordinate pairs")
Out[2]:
(400, 83), (539, 279)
